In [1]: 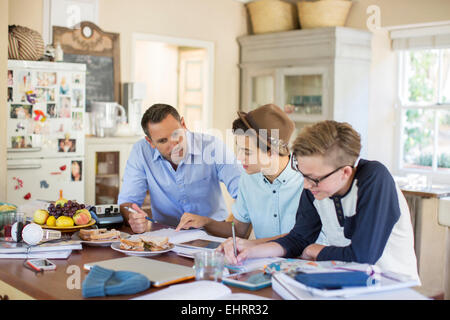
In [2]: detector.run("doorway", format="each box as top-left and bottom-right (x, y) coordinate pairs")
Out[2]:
(131, 33), (214, 132)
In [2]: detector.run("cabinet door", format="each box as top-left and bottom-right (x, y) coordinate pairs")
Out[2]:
(276, 66), (330, 123)
(241, 69), (276, 112)
(85, 145), (124, 205)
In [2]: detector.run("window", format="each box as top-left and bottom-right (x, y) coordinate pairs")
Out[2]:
(398, 48), (450, 175)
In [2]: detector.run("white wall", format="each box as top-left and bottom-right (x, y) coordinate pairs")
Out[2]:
(1, 0), (8, 200)
(133, 41), (178, 111)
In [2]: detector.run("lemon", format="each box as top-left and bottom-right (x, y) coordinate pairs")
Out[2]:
(46, 216), (56, 226)
(56, 216), (74, 227)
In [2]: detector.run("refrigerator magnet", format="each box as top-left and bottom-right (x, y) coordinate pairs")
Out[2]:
(26, 90), (37, 104)
(40, 180), (49, 189)
(34, 109), (46, 122)
(13, 177), (23, 190)
(15, 122), (25, 132)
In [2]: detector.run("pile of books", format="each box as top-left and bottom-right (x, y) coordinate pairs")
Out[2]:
(0, 239), (82, 259)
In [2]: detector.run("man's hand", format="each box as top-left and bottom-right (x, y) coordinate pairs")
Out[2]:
(300, 244), (325, 261)
(127, 203), (151, 234)
(175, 213), (211, 231)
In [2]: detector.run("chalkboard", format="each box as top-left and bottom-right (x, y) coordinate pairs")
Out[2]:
(64, 53), (115, 112)
(52, 22), (121, 112)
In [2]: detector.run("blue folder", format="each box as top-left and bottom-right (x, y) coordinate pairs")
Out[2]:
(294, 271), (372, 290)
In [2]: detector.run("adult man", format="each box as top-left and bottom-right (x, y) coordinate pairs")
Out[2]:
(118, 104), (241, 233)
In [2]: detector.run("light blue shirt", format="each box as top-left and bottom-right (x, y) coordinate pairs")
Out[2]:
(232, 159), (303, 239)
(118, 131), (242, 227)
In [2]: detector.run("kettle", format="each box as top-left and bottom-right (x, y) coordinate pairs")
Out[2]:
(91, 102), (127, 137)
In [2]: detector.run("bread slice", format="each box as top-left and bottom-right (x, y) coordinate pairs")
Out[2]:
(140, 236), (170, 251)
(79, 228), (107, 239)
(90, 229), (121, 240)
(119, 238), (144, 251)
(79, 228), (119, 241)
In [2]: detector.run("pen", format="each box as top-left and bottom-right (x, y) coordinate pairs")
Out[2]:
(231, 221), (237, 258)
(123, 206), (156, 223)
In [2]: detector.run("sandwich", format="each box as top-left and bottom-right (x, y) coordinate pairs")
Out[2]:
(119, 238), (145, 251)
(79, 228), (121, 241)
(139, 236), (171, 251)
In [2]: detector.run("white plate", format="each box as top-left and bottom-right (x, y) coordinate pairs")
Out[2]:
(72, 231), (130, 247)
(110, 242), (175, 256)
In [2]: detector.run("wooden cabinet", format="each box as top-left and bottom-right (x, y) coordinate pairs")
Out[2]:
(85, 136), (142, 205)
(402, 188), (450, 298)
(238, 27), (372, 154)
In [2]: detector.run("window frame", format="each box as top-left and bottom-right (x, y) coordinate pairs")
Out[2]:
(396, 48), (450, 182)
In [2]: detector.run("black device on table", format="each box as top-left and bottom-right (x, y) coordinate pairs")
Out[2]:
(89, 204), (124, 229)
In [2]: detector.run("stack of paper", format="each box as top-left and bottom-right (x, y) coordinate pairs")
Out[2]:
(0, 240), (82, 259)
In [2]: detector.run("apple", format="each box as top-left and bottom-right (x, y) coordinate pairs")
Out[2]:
(33, 209), (49, 225)
(73, 209), (91, 226)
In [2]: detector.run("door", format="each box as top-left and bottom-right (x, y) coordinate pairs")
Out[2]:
(178, 48), (208, 131)
(7, 62), (85, 159)
(6, 157), (84, 208)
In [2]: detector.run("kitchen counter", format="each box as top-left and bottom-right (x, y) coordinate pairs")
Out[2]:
(85, 135), (144, 145)
(401, 185), (450, 199)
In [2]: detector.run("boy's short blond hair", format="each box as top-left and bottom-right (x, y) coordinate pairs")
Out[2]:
(292, 120), (361, 167)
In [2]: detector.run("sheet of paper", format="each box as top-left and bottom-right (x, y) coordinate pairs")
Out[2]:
(133, 280), (232, 300)
(129, 228), (211, 244)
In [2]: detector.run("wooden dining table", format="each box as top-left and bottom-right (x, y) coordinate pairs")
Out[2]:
(0, 223), (282, 300)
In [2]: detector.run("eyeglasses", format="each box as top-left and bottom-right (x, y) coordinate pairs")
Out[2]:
(291, 155), (352, 187)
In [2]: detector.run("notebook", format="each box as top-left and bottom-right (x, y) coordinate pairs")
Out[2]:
(83, 256), (195, 287)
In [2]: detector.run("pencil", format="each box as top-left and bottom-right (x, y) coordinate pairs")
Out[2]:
(232, 221), (237, 258)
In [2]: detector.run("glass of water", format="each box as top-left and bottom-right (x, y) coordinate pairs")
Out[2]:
(193, 251), (225, 282)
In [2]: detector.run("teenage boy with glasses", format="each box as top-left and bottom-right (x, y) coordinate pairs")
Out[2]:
(221, 120), (419, 281)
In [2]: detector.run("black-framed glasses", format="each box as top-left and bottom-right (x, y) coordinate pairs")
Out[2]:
(291, 155), (352, 187)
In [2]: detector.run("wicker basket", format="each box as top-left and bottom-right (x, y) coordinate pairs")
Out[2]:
(297, 0), (352, 29)
(8, 25), (45, 61)
(247, 0), (299, 34)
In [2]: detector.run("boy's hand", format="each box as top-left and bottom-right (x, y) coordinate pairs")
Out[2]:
(216, 237), (256, 265)
(301, 244), (325, 261)
(175, 213), (211, 231)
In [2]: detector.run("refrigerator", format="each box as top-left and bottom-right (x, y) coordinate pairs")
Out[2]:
(6, 60), (86, 206)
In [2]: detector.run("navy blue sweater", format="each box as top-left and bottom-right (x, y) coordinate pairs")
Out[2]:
(273, 159), (402, 265)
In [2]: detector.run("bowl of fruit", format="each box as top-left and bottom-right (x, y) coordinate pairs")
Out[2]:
(33, 190), (96, 232)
